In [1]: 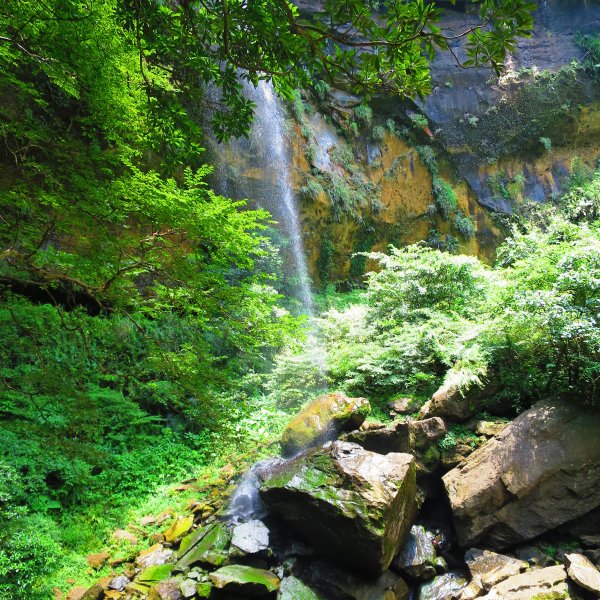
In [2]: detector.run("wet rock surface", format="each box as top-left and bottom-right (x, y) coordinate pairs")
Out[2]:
(464, 549), (527, 591)
(260, 440), (417, 575)
(417, 572), (467, 600)
(393, 525), (438, 579)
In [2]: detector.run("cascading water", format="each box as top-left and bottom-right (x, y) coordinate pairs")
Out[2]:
(214, 81), (315, 315)
(216, 81), (328, 523)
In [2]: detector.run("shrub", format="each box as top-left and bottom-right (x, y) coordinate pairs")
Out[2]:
(539, 136), (552, 152)
(354, 103), (373, 126)
(453, 211), (477, 239)
(433, 177), (458, 218)
(372, 125), (386, 141)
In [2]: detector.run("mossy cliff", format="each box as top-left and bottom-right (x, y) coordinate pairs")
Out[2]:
(213, 1), (600, 288)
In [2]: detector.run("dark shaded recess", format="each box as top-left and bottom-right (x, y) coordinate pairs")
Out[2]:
(0, 277), (104, 315)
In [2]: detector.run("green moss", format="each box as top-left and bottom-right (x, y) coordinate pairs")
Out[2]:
(137, 564), (174, 582)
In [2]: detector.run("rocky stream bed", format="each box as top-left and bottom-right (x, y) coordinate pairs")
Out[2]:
(70, 389), (600, 600)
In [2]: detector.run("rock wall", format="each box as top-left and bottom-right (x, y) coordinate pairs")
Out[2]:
(213, 0), (600, 287)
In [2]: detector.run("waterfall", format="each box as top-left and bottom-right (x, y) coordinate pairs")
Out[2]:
(251, 82), (315, 315)
(214, 81), (315, 315)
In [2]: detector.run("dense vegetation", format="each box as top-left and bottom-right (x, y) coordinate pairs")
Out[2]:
(5, 0), (591, 597)
(273, 170), (600, 414)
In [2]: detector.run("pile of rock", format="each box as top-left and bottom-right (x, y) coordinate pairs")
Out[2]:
(68, 390), (600, 600)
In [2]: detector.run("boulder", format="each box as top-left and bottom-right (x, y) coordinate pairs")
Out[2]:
(389, 397), (418, 415)
(346, 418), (446, 455)
(260, 440), (417, 575)
(346, 420), (411, 454)
(393, 525), (437, 579)
(464, 549), (527, 591)
(418, 381), (501, 422)
(565, 552), (600, 595)
(479, 565), (568, 599)
(443, 399), (600, 548)
(418, 573), (467, 600)
(209, 565), (280, 596)
(280, 392), (370, 456)
(136, 543), (176, 568)
(230, 520), (270, 556)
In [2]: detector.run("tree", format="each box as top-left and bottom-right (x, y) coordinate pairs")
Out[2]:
(2, 0), (535, 140)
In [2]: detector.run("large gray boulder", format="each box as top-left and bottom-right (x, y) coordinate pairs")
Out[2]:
(260, 441), (417, 575)
(418, 380), (501, 422)
(443, 399), (600, 548)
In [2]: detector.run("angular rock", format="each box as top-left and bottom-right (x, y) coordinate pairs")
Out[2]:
(163, 516), (194, 543)
(389, 397), (418, 415)
(260, 440), (417, 575)
(280, 392), (370, 456)
(464, 549), (527, 591)
(459, 577), (483, 600)
(136, 543), (175, 568)
(278, 576), (324, 600)
(179, 578), (198, 598)
(108, 575), (130, 591)
(347, 418), (446, 455)
(113, 529), (138, 545)
(565, 552), (600, 595)
(66, 587), (88, 600)
(209, 565), (280, 596)
(443, 399), (600, 548)
(151, 578), (183, 600)
(410, 418), (447, 450)
(473, 421), (507, 438)
(346, 420), (411, 454)
(418, 573), (467, 600)
(175, 522), (231, 570)
(394, 525), (437, 579)
(418, 381), (500, 422)
(480, 565), (568, 599)
(231, 520), (270, 556)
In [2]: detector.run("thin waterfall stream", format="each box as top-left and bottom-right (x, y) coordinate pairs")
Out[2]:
(218, 81), (327, 524)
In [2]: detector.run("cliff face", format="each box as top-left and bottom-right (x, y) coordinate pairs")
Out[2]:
(213, 1), (600, 287)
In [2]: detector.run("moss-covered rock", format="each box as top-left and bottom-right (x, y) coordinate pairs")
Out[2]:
(175, 522), (231, 571)
(209, 564), (280, 596)
(280, 392), (370, 456)
(260, 440), (417, 575)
